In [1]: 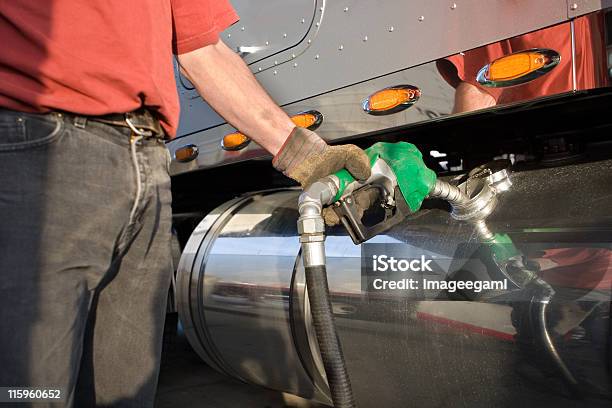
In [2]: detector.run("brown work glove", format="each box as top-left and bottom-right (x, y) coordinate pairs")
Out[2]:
(273, 127), (371, 188)
(273, 127), (371, 225)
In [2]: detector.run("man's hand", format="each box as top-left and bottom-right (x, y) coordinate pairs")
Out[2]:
(273, 127), (371, 189)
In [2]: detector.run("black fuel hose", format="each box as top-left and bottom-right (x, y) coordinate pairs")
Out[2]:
(305, 265), (356, 408)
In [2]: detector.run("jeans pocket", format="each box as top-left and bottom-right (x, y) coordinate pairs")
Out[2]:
(0, 112), (65, 152)
(0, 115), (26, 145)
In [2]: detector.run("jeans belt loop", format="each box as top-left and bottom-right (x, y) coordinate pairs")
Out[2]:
(125, 115), (153, 138)
(74, 116), (87, 129)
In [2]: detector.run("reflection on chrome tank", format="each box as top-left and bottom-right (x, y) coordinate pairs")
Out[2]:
(176, 159), (612, 407)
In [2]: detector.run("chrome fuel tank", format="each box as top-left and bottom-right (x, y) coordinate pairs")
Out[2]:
(176, 160), (612, 407)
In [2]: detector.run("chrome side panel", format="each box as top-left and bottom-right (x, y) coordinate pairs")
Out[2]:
(222, 0), (318, 66)
(170, 61), (455, 174)
(169, 3), (611, 175)
(176, 0), (567, 133)
(177, 160), (612, 407)
(174, 0), (324, 136)
(251, 0), (566, 105)
(569, 0), (612, 18)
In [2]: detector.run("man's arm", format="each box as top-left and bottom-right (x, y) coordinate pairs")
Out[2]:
(177, 39), (294, 155)
(177, 39), (371, 205)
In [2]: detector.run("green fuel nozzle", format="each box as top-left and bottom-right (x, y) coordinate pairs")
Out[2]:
(326, 142), (437, 244)
(325, 141), (477, 244)
(332, 142), (437, 207)
(305, 142), (511, 245)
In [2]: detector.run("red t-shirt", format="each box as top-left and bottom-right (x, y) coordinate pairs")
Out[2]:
(538, 248), (612, 290)
(0, 1), (239, 137)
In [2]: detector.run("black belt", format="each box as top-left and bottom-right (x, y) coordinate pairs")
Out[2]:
(68, 108), (165, 139)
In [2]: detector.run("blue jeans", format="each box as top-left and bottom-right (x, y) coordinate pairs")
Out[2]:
(0, 109), (173, 407)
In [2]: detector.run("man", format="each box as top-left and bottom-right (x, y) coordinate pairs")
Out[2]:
(0, 1), (371, 406)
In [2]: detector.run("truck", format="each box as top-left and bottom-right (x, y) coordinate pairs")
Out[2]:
(166, 1), (612, 407)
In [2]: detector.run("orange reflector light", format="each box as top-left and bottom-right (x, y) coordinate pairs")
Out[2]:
(291, 113), (316, 128)
(174, 144), (199, 162)
(290, 110), (323, 130)
(363, 85), (421, 115)
(489, 52), (546, 81)
(477, 48), (560, 88)
(221, 132), (251, 151)
(221, 110), (322, 151)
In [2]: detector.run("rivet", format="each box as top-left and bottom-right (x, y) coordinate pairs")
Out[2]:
(388, 26), (394, 32)
(363, 35), (368, 42)
(241, 26), (245, 31)
(227, 34), (231, 38)
(16, 117), (23, 122)
(301, 18), (305, 24)
(274, 60), (278, 65)
(315, 54), (320, 60)
(265, 41), (270, 46)
(273, 70), (278, 75)
(570, 3), (578, 10)
(450, 3), (457, 10)
(418, 16), (424, 22)
(344, 7), (349, 12)
(319, 7), (324, 11)
(293, 63), (298, 67)
(316, 22), (320, 27)
(258, 67), (262, 71)
(338, 44), (344, 50)
(292, 53), (296, 58)
(307, 39), (312, 44)
(283, 33), (287, 38)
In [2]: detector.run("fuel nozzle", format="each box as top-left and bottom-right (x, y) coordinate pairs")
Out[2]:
(330, 158), (412, 244)
(329, 142), (438, 244)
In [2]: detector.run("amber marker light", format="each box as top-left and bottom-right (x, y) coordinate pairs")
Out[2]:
(221, 132), (251, 151)
(363, 85), (421, 115)
(174, 144), (199, 162)
(476, 48), (560, 88)
(221, 110), (323, 151)
(290, 110), (323, 130)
